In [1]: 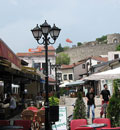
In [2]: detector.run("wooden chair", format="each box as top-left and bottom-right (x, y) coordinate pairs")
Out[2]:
(70, 119), (88, 130)
(21, 109), (34, 121)
(35, 109), (45, 129)
(21, 109), (35, 129)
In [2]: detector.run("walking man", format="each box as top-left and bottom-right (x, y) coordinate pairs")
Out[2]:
(100, 84), (111, 118)
(86, 87), (95, 120)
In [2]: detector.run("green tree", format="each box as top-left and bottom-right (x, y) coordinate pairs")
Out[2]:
(56, 43), (64, 53)
(116, 44), (120, 51)
(56, 53), (70, 65)
(96, 35), (107, 44)
(73, 92), (86, 119)
(63, 46), (70, 51)
(77, 42), (82, 46)
(107, 79), (120, 127)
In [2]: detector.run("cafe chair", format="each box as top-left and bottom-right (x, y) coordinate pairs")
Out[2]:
(93, 118), (111, 130)
(35, 109), (45, 129)
(70, 119), (88, 130)
(0, 120), (10, 126)
(21, 109), (35, 129)
(101, 127), (120, 130)
(75, 127), (94, 130)
(14, 120), (31, 130)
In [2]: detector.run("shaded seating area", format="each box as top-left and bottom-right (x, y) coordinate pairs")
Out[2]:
(21, 106), (45, 129)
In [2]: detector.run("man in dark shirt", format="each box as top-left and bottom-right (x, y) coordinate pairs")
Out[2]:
(86, 87), (95, 120)
(100, 84), (111, 118)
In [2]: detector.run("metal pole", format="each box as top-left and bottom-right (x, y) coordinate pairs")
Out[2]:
(44, 36), (51, 130)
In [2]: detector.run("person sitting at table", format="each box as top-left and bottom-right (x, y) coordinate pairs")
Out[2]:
(35, 93), (42, 101)
(4, 93), (11, 104)
(9, 94), (16, 110)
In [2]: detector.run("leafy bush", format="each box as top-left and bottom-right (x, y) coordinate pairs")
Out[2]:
(96, 35), (107, 44)
(49, 96), (59, 106)
(107, 79), (120, 127)
(60, 88), (67, 96)
(116, 44), (120, 51)
(73, 92), (86, 119)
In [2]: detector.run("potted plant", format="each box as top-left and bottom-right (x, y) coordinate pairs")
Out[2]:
(49, 96), (59, 122)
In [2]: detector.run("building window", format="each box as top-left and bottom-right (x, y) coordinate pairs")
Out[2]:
(97, 62), (101, 64)
(82, 64), (85, 69)
(114, 54), (119, 59)
(69, 74), (73, 80)
(63, 74), (67, 80)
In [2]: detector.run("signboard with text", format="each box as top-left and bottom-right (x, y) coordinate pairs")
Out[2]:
(52, 106), (67, 130)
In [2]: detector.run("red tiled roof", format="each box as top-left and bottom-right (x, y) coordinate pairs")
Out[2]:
(61, 64), (74, 69)
(16, 52), (55, 57)
(92, 56), (108, 62)
(37, 45), (55, 51)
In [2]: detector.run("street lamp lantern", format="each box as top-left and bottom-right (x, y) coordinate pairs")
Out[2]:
(40, 20), (51, 35)
(50, 24), (61, 41)
(31, 20), (61, 130)
(31, 24), (42, 41)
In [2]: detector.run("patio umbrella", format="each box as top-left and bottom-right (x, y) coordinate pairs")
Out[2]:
(84, 67), (120, 80)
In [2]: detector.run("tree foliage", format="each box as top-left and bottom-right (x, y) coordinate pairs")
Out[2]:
(77, 42), (82, 46)
(96, 35), (107, 44)
(63, 46), (70, 51)
(56, 53), (70, 65)
(56, 43), (64, 53)
(107, 79), (120, 127)
(116, 44), (120, 51)
(73, 92), (86, 119)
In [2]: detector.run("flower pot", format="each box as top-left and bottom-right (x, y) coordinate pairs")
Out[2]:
(49, 106), (59, 122)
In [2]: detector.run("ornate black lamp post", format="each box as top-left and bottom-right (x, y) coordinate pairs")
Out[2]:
(31, 20), (61, 130)
(51, 64), (61, 97)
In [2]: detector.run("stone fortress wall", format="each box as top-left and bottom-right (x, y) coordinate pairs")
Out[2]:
(63, 33), (120, 64)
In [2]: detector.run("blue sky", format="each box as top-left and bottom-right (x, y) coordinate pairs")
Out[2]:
(0, 0), (120, 53)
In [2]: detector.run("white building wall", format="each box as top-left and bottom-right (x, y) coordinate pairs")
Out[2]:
(108, 51), (120, 61)
(19, 55), (56, 78)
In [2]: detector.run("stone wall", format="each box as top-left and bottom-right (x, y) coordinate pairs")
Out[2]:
(107, 33), (120, 44)
(63, 43), (119, 64)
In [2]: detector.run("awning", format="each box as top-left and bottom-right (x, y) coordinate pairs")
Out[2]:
(84, 67), (120, 80)
(65, 80), (85, 87)
(59, 81), (70, 88)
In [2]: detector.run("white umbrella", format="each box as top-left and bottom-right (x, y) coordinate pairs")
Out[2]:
(84, 67), (120, 80)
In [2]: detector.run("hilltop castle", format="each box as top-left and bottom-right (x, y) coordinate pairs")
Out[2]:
(63, 33), (120, 64)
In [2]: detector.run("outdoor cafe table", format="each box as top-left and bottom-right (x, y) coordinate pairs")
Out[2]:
(0, 125), (23, 130)
(81, 123), (107, 130)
